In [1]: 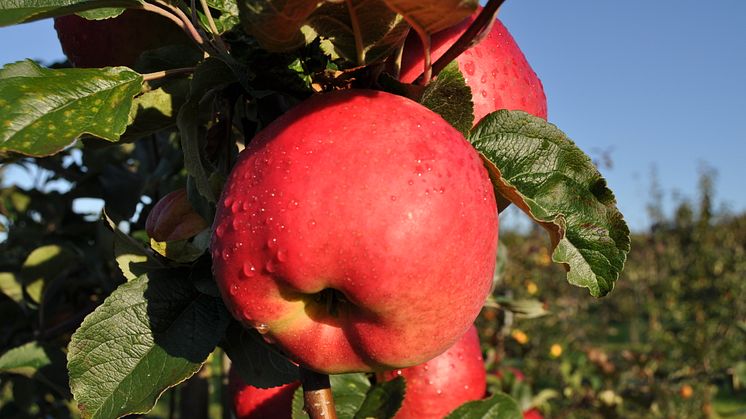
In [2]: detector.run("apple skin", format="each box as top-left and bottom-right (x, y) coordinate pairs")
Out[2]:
(376, 325), (487, 419)
(211, 89), (498, 374)
(399, 13), (547, 123)
(229, 370), (300, 419)
(54, 10), (191, 68)
(145, 189), (208, 242)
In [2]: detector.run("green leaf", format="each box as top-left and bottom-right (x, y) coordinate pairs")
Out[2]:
(354, 376), (405, 419)
(382, 0), (477, 35)
(0, 60), (143, 157)
(20, 244), (79, 304)
(122, 78), (190, 142)
(103, 211), (162, 282)
(306, 0), (410, 65)
(204, 0), (240, 33)
(0, 272), (23, 304)
(0, 341), (70, 397)
(0, 0), (140, 27)
(419, 60), (473, 136)
(67, 270), (230, 419)
(237, 0), (320, 52)
(445, 393), (522, 419)
(177, 58), (237, 203)
(469, 111), (631, 297)
(292, 373), (371, 419)
(493, 297), (548, 319)
(0, 341), (55, 377)
(221, 320), (299, 389)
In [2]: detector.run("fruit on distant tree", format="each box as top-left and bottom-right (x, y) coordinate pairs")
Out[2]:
(399, 11), (547, 123)
(145, 189), (208, 242)
(376, 325), (487, 418)
(523, 408), (544, 419)
(229, 369), (300, 419)
(211, 89), (498, 374)
(54, 9), (192, 68)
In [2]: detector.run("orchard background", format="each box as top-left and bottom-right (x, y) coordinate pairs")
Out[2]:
(0, 0), (744, 418)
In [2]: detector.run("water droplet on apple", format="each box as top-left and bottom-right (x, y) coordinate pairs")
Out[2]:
(231, 200), (241, 213)
(277, 249), (288, 262)
(267, 238), (278, 250)
(390, 195), (397, 201)
(423, 365), (429, 371)
(242, 262), (256, 278)
(480, 74), (488, 83)
(215, 223), (226, 237)
(463, 60), (476, 76)
(408, 179), (414, 185)
(395, 370), (403, 376)
(480, 89), (488, 98)
(254, 323), (270, 334)
(229, 283), (238, 296)
(436, 389), (443, 395)
(308, 219), (317, 228)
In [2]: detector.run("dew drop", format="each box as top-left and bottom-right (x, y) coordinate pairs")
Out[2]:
(229, 283), (239, 296)
(390, 195), (397, 201)
(254, 323), (270, 334)
(267, 238), (278, 250)
(436, 389), (443, 395)
(277, 249), (288, 262)
(308, 219), (317, 228)
(463, 60), (476, 76)
(242, 262), (256, 278)
(231, 200), (241, 213)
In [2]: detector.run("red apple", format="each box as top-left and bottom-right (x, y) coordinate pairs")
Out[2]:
(54, 9), (192, 68)
(377, 325), (487, 419)
(229, 369), (300, 419)
(399, 12), (547, 124)
(145, 189), (208, 242)
(211, 89), (498, 373)
(523, 408), (544, 419)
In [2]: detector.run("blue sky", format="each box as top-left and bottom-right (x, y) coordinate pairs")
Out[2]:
(1, 1), (745, 231)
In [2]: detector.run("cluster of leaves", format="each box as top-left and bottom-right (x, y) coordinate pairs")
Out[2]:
(1, 0), (630, 418)
(485, 171), (746, 418)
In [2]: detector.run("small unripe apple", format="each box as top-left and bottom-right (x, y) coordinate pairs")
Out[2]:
(145, 189), (208, 242)
(399, 12), (547, 123)
(229, 369), (300, 419)
(54, 10), (192, 68)
(377, 325), (487, 419)
(211, 89), (498, 373)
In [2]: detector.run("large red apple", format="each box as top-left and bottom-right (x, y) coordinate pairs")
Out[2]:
(399, 11), (547, 123)
(211, 89), (498, 373)
(229, 369), (300, 419)
(54, 9), (192, 68)
(377, 325), (487, 418)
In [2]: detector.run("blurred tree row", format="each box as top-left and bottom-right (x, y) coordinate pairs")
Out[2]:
(482, 169), (746, 418)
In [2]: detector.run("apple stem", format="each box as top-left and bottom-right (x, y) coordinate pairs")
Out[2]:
(414, 0), (508, 84)
(198, 0), (231, 55)
(142, 1), (205, 48)
(142, 67), (196, 82)
(299, 367), (338, 419)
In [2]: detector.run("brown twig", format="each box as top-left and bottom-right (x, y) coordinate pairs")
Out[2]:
(142, 67), (196, 82)
(299, 367), (338, 419)
(414, 0), (507, 84)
